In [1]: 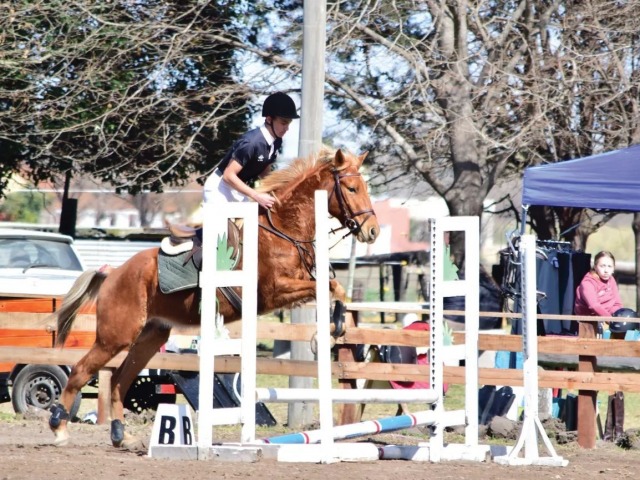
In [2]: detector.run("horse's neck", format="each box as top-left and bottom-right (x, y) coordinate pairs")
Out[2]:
(271, 174), (327, 239)
(271, 197), (316, 239)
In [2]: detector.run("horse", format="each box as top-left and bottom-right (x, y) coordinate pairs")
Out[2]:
(49, 147), (379, 448)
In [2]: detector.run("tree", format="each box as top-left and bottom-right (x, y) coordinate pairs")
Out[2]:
(0, 1), (252, 199)
(233, 1), (640, 269)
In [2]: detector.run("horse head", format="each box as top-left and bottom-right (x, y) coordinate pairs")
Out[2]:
(257, 147), (379, 244)
(325, 148), (379, 244)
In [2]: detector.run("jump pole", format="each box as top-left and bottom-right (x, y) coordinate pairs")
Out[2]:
(147, 201), (260, 461)
(261, 410), (435, 445)
(313, 189), (336, 462)
(424, 216), (487, 462)
(263, 214), (491, 463)
(259, 195), (442, 463)
(260, 190), (379, 463)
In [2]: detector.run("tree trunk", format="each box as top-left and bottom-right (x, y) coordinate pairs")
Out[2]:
(445, 196), (484, 271)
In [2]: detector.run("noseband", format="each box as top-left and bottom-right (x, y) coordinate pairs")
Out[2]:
(329, 169), (375, 236)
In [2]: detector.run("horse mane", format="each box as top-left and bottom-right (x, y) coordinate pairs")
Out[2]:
(256, 146), (343, 195)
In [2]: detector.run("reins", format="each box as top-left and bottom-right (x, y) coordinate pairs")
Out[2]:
(260, 209), (317, 279)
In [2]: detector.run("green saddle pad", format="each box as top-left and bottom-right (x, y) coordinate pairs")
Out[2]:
(157, 250), (199, 294)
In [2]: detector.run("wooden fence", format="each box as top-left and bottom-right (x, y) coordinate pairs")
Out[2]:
(1, 302), (638, 449)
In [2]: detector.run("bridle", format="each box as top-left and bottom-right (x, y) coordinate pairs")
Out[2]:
(257, 166), (376, 279)
(328, 168), (376, 237)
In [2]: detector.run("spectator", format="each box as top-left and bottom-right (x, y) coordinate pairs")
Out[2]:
(574, 250), (624, 442)
(574, 250), (622, 319)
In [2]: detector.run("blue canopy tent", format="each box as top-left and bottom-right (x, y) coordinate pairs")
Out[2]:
(522, 143), (640, 214)
(514, 144), (640, 337)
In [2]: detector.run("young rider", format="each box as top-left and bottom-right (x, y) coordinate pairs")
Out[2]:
(203, 92), (300, 210)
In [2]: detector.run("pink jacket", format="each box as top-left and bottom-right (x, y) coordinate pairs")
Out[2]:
(574, 272), (623, 317)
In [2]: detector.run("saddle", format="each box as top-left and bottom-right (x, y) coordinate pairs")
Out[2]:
(161, 220), (242, 271)
(158, 221), (243, 311)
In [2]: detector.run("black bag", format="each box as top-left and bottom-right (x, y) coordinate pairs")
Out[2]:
(478, 385), (516, 425)
(378, 345), (417, 365)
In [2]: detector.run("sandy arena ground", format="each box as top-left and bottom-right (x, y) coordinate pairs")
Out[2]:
(1, 409), (638, 480)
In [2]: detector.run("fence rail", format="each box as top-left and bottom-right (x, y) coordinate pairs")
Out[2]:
(2, 303), (639, 448)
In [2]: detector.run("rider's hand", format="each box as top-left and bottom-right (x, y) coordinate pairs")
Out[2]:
(254, 192), (275, 209)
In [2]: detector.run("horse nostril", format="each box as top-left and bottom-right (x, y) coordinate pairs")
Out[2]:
(370, 227), (377, 239)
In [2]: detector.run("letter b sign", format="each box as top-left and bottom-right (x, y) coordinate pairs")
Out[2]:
(150, 404), (194, 447)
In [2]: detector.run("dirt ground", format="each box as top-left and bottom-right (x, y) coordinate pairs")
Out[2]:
(1, 410), (639, 480)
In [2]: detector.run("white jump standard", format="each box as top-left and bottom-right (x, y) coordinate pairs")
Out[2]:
(493, 234), (568, 467)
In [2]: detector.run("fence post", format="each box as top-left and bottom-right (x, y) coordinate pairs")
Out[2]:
(288, 307), (316, 428)
(577, 322), (597, 448)
(97, 368), (112, 424)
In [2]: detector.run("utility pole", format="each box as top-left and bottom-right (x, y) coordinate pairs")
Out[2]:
(288, 0), (327, 429)
(59, 169), (77, 238)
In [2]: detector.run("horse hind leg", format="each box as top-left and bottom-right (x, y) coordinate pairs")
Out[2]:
(109, 321), (171, 450)
(50, 344), (123, 446)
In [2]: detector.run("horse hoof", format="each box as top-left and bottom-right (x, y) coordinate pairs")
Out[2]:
(110, 419), (125, 447)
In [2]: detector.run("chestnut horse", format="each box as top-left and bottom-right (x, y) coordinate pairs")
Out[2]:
(49, 147), (379, 448)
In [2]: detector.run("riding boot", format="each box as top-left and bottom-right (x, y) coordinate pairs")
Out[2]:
(603, 394), (615, 441)
(613, 391), (625, 441)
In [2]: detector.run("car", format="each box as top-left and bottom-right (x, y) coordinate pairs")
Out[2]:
(0, 228), (86, 298)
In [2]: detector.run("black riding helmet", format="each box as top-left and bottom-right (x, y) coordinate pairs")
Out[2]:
(262, 92), (300, 119)
(609, 308), (639, 333)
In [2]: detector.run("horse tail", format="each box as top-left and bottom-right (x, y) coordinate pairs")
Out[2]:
(55, 269), (108, 347)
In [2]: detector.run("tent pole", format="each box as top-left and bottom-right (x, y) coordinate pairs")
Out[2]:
(520, 205), (529, 235)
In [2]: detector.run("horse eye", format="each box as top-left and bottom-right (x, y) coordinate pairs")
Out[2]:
(347, 186), (357, 193)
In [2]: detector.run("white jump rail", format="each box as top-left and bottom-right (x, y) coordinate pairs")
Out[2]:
(249, 192), (446, 463)
(258, 203), (490, 463)
(148, 201), (260, 461)
(418, 216), (488, 462)
(149, 196), (521, 465)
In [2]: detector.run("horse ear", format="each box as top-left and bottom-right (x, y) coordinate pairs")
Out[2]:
(335, 149), (346, 167)
(356, 151), (369, 167)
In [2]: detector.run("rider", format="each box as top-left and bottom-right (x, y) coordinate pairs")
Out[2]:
(203, 92), (300, 210)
